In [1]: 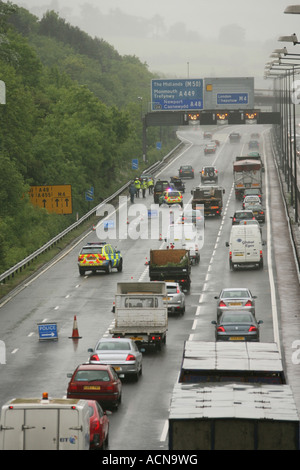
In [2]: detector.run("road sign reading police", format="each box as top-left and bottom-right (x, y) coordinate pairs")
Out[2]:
(151, 79), (204, 111)
(29, 185), (72, 214)
(37, 323), (58, 341)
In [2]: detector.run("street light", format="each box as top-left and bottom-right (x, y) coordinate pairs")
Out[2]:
(278, 33), (300, 45)
(284, 5), (300, 14)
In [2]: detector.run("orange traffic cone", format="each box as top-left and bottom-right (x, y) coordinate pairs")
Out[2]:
(69, 315), (82, 339)
(159, 233), (162, 241)
(145, 257), (149, 265)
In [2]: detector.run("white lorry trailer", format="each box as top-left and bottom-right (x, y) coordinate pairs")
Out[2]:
(233, 158), (262, 200)
(110, 282), (168, 350)
(0, 393), (90, 450)
(169, 341), (299, 450)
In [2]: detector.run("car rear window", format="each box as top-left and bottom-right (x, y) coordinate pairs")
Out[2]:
(167, 285), (178, 293)
(222, 290), (249, 298)
(97, 342), (131, 351)
(81, 247), (103, 254)
(222, 313), (253, 323)
(75, 370), (110, 381)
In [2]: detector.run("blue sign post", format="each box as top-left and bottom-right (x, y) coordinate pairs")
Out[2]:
(217, 93), (249, 105)
(132, 159), (138, 170)
(151, 79), (203, 111)
(37, 323), (58, 341)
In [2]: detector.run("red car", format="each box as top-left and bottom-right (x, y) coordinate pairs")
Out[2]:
(67, 364), (122, 410)
(88, 400), (110, 450)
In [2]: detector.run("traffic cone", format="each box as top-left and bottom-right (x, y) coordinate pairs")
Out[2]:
(159, 233), (162, 241)
(145, 257), (149, 265)
(69, 315), (82, 339)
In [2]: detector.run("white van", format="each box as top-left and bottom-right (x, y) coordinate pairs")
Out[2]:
(226, 223), (264, 270)
(0, 393), (90, 450)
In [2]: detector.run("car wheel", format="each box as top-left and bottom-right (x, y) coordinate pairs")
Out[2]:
(79, 268), (85, 276)
(117, 260), (123, 272)
(106, 262), (112, 274)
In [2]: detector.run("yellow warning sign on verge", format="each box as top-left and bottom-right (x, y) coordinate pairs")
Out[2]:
(29, 185), (72, 214)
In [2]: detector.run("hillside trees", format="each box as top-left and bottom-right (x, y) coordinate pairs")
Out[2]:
(0, 3), (178, 274)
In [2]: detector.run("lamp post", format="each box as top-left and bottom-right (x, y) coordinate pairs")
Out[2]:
(265, 61), (299, 222)
(284, 5), (300, 14)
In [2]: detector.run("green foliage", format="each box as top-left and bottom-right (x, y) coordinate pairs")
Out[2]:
(0, 2), (178, 274)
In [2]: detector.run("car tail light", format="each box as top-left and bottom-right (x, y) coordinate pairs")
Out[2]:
(260, 250), (263, 259)
(245, 300), (253, 307)
(229, 251), (232, 260)
(91, 419), (100, 432)
(90, 354), (100, 361)
(217, 326), (225, 332)
(126, 354), (136, 361)
(98, 255), (106, 260)
(233, 218), (236, 222)
(219, 301), (226, 307)
(69, 383), (78, 392)
(248, 326), (258, 332)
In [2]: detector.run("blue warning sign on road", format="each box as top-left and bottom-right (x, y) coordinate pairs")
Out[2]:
(37, 323), (58, 341)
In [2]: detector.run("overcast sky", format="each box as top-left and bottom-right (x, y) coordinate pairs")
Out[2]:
(17, 0), (300, 85)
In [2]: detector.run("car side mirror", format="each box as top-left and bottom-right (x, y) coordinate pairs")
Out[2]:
(225, 242), (229, 247)
(211, 321), (217, 325)
(67, 373), (72, 378)
(87, 348), (93, 353)
(258, 320), (263, 325)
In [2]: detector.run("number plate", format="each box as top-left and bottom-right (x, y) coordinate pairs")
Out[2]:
(229, 302), (242, 306)
(229, 337), (245, 341)
(84, 386), (101, 390)
(130, 336), (143, 341)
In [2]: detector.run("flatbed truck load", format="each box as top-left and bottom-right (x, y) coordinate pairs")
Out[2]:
(191, 186), (225, 216)
(109, 281), (167, 350)
(168, 382), (299, 450)
(149, 249), (191, 292)
(233, 158), (262, 199)
(0, 394), (90, 450)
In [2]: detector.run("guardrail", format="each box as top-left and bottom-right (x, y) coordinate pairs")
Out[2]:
(0, 144), (182, 284)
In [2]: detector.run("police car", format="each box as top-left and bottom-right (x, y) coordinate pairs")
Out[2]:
(78, 242), (122, 275)
(158, 189), (183, 207)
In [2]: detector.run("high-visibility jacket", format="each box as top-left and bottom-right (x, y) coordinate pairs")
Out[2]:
(134, 179), (141, 188)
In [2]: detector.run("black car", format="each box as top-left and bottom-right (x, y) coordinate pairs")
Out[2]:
(170, 176), (185, 193)
(248, 204), (265, 223)
(179, 165), (194, 179)
(231, 210), (255, 225)
(153, 180), (172, 203)
(211, 310), (263, 342)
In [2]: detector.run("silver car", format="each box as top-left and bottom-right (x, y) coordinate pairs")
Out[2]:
(88, 338), (143, 381)
(164, 282), (185, 315)
(214, 288), (257, 320)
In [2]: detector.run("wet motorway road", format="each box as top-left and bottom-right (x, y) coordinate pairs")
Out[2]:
(0, 124), (299, 450)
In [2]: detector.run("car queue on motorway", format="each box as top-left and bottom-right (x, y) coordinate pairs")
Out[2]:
(63, 127), (271, 448)
(1, 124), (297, 450)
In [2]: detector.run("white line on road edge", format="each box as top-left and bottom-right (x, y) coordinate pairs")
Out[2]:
(263, 130), (281, 350)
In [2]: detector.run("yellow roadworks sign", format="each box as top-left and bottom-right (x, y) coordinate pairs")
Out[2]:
(29, 185), (72, 214)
